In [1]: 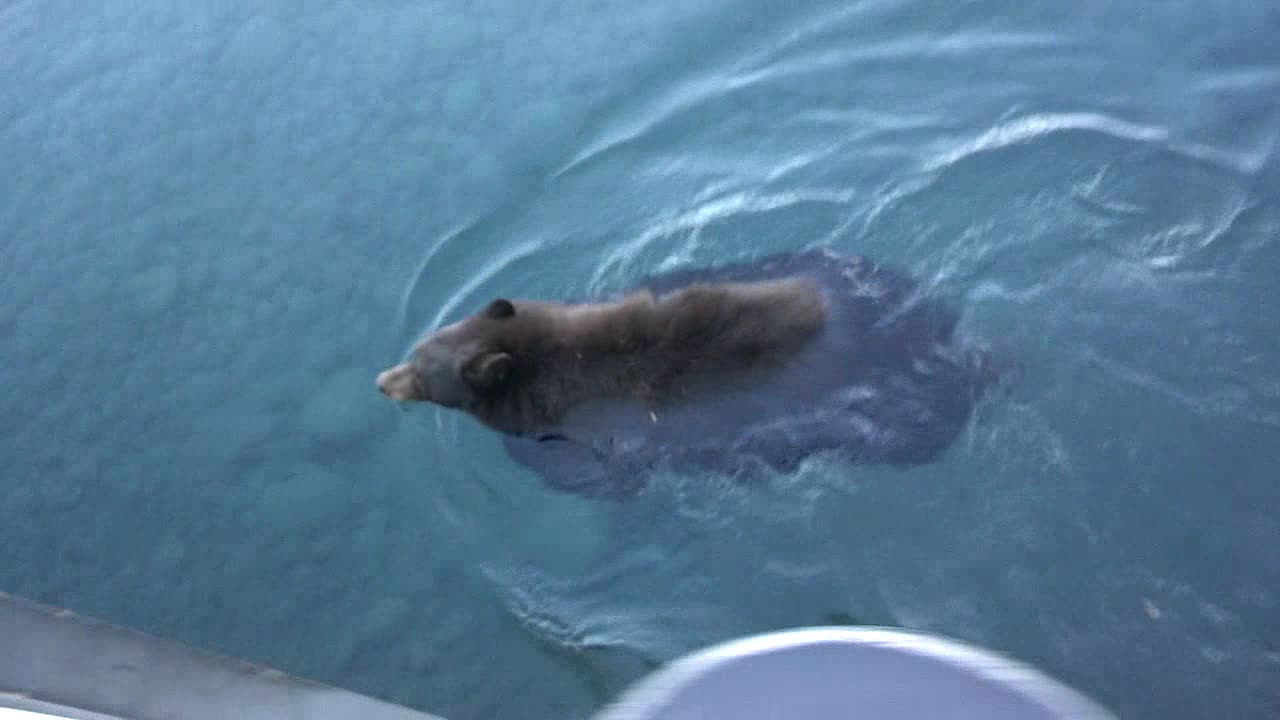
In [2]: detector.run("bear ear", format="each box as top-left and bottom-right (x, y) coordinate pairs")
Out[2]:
(484, 298), (516, 319)
(463, 351), (513, 389)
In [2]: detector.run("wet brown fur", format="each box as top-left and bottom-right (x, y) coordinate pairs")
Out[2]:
(416, 277), (827, 435)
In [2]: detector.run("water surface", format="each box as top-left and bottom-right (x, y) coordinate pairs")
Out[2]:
(2, 1), (1278, 718)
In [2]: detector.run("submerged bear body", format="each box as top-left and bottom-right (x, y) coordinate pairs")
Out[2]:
(378, 249), (1009, 499)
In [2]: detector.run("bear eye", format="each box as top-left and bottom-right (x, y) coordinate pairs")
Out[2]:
(485, 298), (516, 319)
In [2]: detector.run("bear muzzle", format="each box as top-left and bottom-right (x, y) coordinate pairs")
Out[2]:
(376, 363), (424, 402)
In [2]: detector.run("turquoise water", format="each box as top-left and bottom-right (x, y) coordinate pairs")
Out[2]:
(2, 1), (1278, 718)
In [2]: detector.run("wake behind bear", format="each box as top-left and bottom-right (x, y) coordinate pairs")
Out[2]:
(377, 249), (1011, 499)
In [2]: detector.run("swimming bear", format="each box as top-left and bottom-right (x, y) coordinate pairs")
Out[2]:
(377, 249), (1010, 499)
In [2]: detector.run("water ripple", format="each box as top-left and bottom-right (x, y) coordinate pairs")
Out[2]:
(424, 237), (544, 332)
(394, 218), (475, 345)
(730, 30), (1065, 92)
(927, 111), (1271, 176)
(1081, 346), (1277, 428)
(589, 187), (857, 293)
(924, 112), (1169, 173)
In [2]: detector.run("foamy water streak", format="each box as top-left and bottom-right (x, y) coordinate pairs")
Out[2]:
(927, 112), (1271, 176)
(924, 113), (1168, 172)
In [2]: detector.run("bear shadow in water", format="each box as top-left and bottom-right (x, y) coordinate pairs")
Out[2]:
(501, 249), (1013, 501)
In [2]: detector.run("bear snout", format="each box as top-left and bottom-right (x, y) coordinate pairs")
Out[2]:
(376, 363), (422, 401)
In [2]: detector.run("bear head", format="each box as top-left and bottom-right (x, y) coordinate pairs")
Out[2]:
(376, 298), (518, 410)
